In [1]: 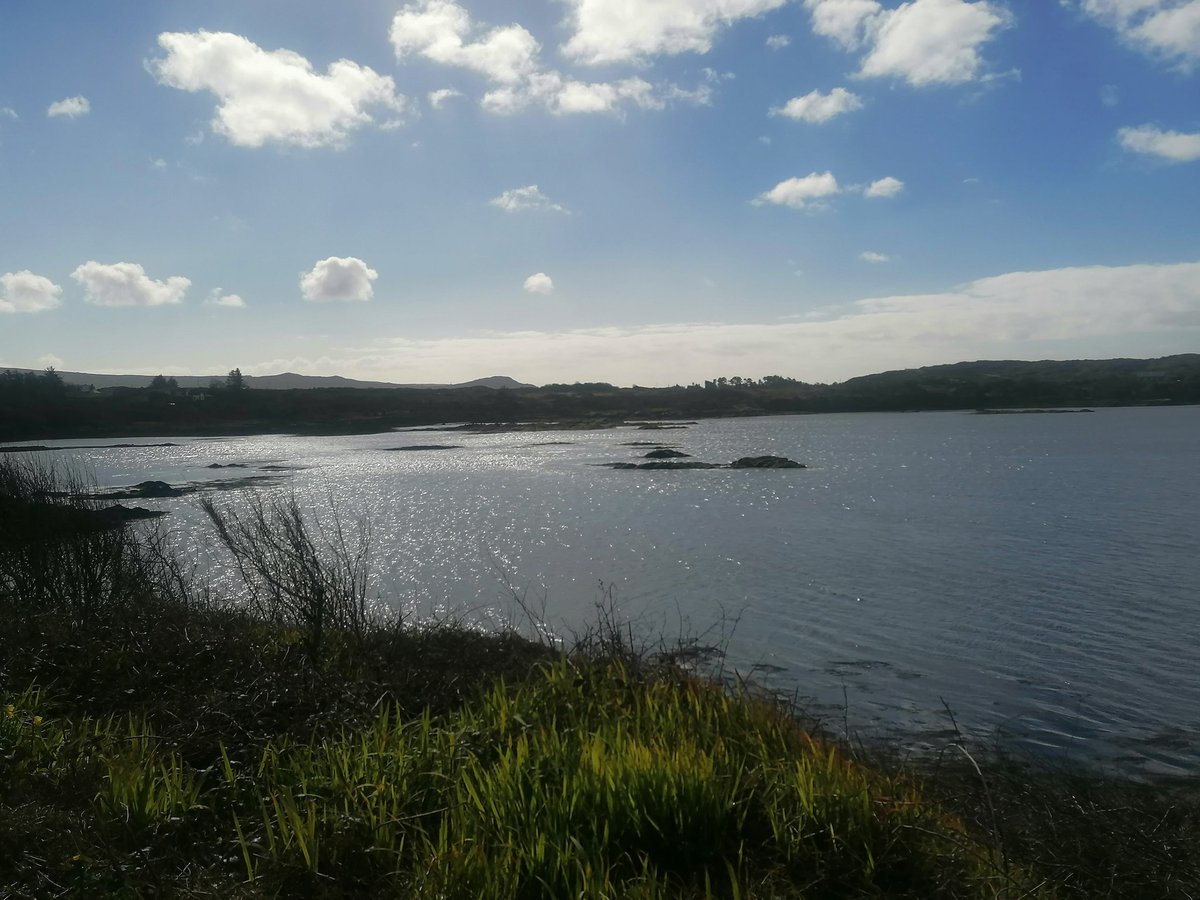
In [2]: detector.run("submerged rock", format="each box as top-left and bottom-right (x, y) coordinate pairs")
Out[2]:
(600, 461), (722, 470)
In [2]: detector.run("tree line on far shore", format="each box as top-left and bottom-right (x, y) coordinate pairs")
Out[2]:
(2, 354), (1198, 442)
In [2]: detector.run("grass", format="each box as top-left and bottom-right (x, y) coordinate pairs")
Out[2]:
(1, 455), (1197, 898)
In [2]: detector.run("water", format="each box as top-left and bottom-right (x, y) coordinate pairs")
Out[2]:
(15, 407), (1200, 775)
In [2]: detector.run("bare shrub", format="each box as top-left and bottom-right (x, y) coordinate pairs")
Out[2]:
(0, 457), (163, 622)
(199, 492), (374, 664)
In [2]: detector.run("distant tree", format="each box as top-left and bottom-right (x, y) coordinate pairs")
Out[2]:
(149, 374), (179, 393)
(225, 368), (246, 391)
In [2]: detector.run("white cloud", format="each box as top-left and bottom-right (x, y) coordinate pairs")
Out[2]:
(1118, 124), (1200, 162)
(766, 34), (792, 49)
(864, 175), (905, 197)
(0, 271), (63, 314)
(71, 262), (190, 308)
(805, 0), (1011, 86)
(561, 0), (788, 65)
(489, 185), (568, 213)
(860, 251), (891, 263)
(770, 87), (863, 122)
(206, 289), (247, 308)
(300, 257), (378, 302)
(150, 31), (406, 148)
(38, 354), (64, 370)
(47, 96), (90, 118)
(265, 261), (1200, 385)
(805, 0), (880, 47)
(1, 107), (17, 120)
(1100, 83), (1120, 106)
(1080, 0), (1200, 69)
(392, 0), (540, 83)
(428, 88), (463, 108)
(754, 172), (841, 209)
(523, 273), (555, 295)
(392, 1), (717, 115)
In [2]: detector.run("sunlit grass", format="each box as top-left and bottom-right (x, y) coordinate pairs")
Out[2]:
(3, 661), (1026, 898)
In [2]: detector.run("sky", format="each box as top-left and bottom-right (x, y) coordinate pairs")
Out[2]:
(0, 0), (1198, 386)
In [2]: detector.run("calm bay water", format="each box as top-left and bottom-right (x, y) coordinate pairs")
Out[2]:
(25, 407), (1200, 775)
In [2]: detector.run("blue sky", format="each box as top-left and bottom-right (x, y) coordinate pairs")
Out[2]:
(1, 0), (1197, 385)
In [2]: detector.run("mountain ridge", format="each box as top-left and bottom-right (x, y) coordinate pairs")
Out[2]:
(0, 370), (534, 391)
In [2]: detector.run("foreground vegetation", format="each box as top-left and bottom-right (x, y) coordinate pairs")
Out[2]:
(3, 354), (1200, 441)
(2, 458), (1197, 897)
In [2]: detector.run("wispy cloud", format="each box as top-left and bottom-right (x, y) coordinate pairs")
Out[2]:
(47, 96), (90, 118)
(243, 261), (1200, 386)
(769, 87), (862, 123)
(489, 185), (569, 213)
(1118, 124), (1200, 163)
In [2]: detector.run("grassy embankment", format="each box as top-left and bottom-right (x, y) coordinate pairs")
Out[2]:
(1, 457), (1196, 898)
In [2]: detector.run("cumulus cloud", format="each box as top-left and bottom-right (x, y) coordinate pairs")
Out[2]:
(754, 172), (840, 209)
(860, 251), (891, 263)
(149, 31), (406, 148)
(806, 0), (881, 47)
(1118, 124), (1200, 162)
(766, 34), (792, 49)
(391, 1), (714, 115)
(804, 0), (1011, 86)
(1079, 0), (1200, 69)
(428, 88), (463, 108)
(206, 289), (247, 308)
(0, 271), (63, 314)
(47, 96), (90, 118)
(300, 257), (378, 302)
(489, 185), (568, 213)
(864, 175), (905, 197)
(770, 87), (862, 122)
(560, 0), (788, 65)
(392, 1), (540, 82)
(523, 272), (555, 294)
(71, 262), (190, 308)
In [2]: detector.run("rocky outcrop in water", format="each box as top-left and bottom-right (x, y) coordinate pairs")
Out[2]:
(730, 456), (806, 469)
(601, 454), (805, 471)
(105, 480), (186, 499)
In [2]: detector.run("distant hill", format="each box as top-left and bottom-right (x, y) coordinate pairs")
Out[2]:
(4, 370), (534, 391)
(3, 354), (1198, 442)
